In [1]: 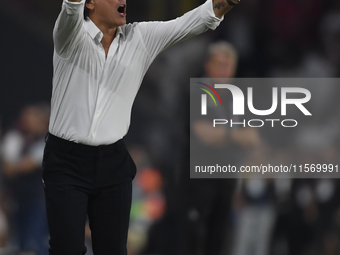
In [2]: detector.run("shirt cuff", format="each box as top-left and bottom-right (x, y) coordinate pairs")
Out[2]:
(63, 0), (86, 15)
(200, 0), (224, 30)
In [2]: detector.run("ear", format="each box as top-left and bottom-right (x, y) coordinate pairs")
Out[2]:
(86, 0), (95, 10)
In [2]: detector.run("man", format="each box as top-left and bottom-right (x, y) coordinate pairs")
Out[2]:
(43, 0), (241, 254)
(192, 41), (259, 150)
(178, 41), (260, 255)
(2, 104), (50, 255)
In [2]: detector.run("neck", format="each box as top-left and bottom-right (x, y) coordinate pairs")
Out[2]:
(90, 18), (119, 58)
(98, 24), (118, 46)
(89, 16), (118, 47)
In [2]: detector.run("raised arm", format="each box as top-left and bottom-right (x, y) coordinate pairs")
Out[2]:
(53, 0), (85, 58)
(213, 0), (240, 19)
(137, 0), (232, 61)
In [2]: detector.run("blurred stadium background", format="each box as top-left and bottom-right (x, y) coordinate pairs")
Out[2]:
(1, 0), (340, 254)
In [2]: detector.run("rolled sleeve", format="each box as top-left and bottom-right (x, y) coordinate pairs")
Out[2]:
(54, 0), (86, 57)
(63, 0), (86, 15)
(200, 0), (224, 30)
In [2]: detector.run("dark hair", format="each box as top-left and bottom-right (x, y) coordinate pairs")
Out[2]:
(84, 0), (91, 20)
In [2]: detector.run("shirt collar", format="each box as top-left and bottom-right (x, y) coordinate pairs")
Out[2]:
(84, 19), (125, 42)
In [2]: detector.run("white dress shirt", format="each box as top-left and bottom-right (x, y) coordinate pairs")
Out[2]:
(49, 0), (223, 145)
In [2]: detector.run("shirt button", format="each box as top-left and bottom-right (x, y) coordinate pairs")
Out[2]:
(96, 111), (99, 115)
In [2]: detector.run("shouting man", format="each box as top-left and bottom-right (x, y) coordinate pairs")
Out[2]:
(43, 0), (241, 254)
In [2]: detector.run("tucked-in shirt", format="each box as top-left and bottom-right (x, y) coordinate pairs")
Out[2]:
(49, 0), (223, 145)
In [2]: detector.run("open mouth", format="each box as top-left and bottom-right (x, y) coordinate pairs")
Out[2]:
(117, 4), (126, 16)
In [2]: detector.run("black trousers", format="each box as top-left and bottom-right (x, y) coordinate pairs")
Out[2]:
(42, 133), (137, 255)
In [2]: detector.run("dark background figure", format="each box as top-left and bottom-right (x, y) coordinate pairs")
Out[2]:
(1, 103), (50, 255)
(142, 41), (260, 255)
(180, 41), (260, 255)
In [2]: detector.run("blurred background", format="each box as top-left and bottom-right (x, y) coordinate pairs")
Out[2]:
(1, 0), (340, 254)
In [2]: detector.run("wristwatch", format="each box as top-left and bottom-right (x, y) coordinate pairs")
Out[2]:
(227, 0), (240, 5)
